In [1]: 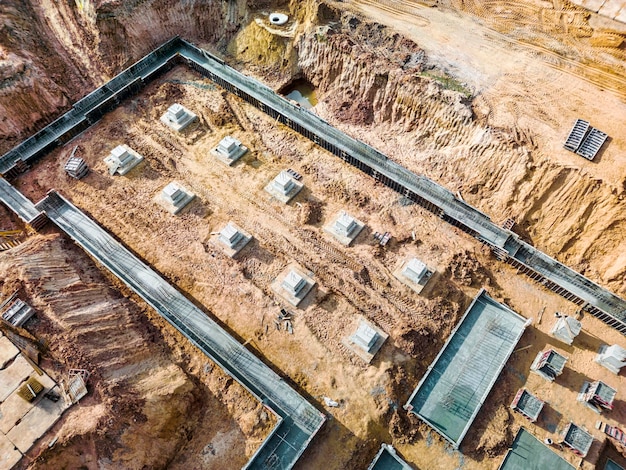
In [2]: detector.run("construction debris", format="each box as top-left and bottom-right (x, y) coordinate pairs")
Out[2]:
(372, 231), (391, 246)
(64, 369), (89, 404)
(1, 298), (35, 328)
(323, 396), (339, 407)
(595, 344), (626, 374)
(64, 146), (89, 179)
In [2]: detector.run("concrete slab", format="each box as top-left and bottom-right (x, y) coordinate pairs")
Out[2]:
(0, 371), (56, 434)
(323, 211), (365, 246)
(264, 171), (304, 204)
(0, 336), (19, 369)
(0, 433), (21, 470)
(6, 385), (68, 453)
(405, 289), (528, 447)
(0, 355), (34, 402)
(271, 265), (315, 307)
(210, 222), (253, 258)
(499, 428), (574, 470)
(342, 318), (388, 363)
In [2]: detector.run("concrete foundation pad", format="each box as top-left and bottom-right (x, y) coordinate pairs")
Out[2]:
(211, 146), (248, 166)
(271, 265), (315, 307)
(0, 355), (34, 402)
(342, 318), (388, 363)
(392, 260), (434, 295)
(6, 385), (68, 453)
(155, 187), (196, 215)
(0, 433), (22, 470)
(210, 224), (253, 258)
(323, 214), (365, 247)
(264, 178), (304, 204)
(0, 336), (19, 369)
(159, 109), (197, 132)
(104, 145), (144, 176)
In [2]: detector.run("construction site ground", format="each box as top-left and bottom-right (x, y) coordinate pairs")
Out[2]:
(10, 57), (626, 469)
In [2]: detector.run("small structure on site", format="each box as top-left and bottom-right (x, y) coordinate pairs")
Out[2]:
(393, 257), (434, 294)
(65, 369), (89, 404)
(531, 349), (567, 381)
(511, 388), (545, 422)
(404, 289), (528, 448)
(103, 144), (143, 175)
(344, 318), (388, 363)
(64, 147), (89, 179)
(499, 428), (575, 470)
(1, 298), (35, 328)
(551, 315), (581, 345)
(595, 344), (626, 374)
(271, 265), (315, 307)
(578, 380), (616, 413)
(212, 221), (252, 258)
(212, 135), (248, 166)
(367, 443), (412, 470)
(16, 377), (44, 403)
(160, 103), (197, 132)
(264, 170), (304, 203)
(324, 210), (365, 246)
(564, 119), (609, 161)
(158, 181), (195, 214)
(561, 422), (594, 457)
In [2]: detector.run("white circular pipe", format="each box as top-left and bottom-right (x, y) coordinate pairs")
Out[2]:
(269, 13), (288, 26)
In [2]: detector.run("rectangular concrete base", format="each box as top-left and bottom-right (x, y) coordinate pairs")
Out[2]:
(0, 433), (21, 470)
(160, 111), (197, 132)
(324, 218), (365, 246)
(393, 260), (434, 295)
(211, 146), (248, 166)
(0, 335), (19, 368)
(156, 192), (195, 215)
(271, 266), (315, 308)
(342, 319), (388, 363)
(264, 179), (304, 204)
(210, 225), (253, 258)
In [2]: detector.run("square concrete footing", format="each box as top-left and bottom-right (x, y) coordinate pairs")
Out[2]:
(342, 318), (388, 363)
(271, 265), (315, 307)
(211, 222), (253, 258)
(324, 211), (365, 246)
(103, 145), (143, 176)
(393, 257), (434, 295)
(160, 103), (197, 132)
(156, 182), (195, 215)
(211, 136), (248, 166)
(264, 171), (304, 203)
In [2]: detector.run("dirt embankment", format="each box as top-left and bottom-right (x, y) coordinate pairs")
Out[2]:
(0, 0), (238, 154)
(0, 234), (273, 469)
(293, 10), (626, 296)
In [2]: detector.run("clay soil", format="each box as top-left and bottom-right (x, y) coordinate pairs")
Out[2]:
(10, 54), (626, 468)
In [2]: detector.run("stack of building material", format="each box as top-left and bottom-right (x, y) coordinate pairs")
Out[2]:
(1, 299), (35, 327)
(595, 344), (626, 374)
(530, 349), (567, 381)
(550, 315), (581, 345)
(563, 119), (608, 160)
(64, 155), (89, 179)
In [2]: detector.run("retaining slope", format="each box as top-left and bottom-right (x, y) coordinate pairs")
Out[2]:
(0, 37), (624, 334)
(35, 191), (325, 470)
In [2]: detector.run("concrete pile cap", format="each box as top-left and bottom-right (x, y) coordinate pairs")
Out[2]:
(282, 271), (305, 293)
(274, 171), (294, 189)
(353, 321), (378, 351)
(162, 182), (182, 199)
(404, 258), (427, 279)
(219, 136), (239, 152)
(335, 212), (356, 233)
(167, 103), (186, 119)
(111, 145), (129, 159)
(220, 223), (240, 243)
